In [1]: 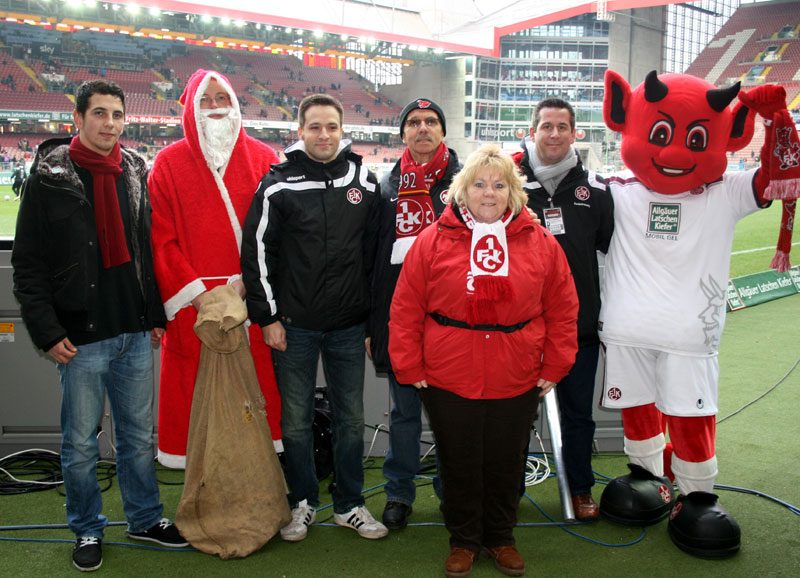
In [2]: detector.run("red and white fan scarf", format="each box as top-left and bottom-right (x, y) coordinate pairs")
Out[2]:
(459, 205), (515, 325)
(762, 113), (800, 272)
(391, 142), (449, 264)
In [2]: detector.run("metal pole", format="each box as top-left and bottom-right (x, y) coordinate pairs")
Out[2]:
(542, 389), (575, 522)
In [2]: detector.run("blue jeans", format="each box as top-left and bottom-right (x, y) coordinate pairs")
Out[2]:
(383, 373), (442, 504)
(58, 332), (163, 538)
(555, 344), (600, 496)
(272, 323), (366, 514)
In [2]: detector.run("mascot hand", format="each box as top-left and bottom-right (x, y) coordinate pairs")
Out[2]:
(738, 85), (787, 120)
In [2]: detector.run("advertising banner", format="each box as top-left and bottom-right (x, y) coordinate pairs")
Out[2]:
(726, 267), (800, 312)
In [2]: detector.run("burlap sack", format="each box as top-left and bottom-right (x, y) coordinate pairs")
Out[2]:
(175, 285), (290, 559)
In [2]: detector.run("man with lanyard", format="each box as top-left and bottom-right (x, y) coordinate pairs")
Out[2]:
(367, 98), (461, 530)
(516, 97), (614, 521)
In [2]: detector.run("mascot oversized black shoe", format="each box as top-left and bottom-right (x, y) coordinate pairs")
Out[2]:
(668, 491), (741, 558)
(599, 463), (674, 525)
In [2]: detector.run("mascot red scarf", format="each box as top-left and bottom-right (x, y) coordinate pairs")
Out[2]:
(597, 70), (799, 558)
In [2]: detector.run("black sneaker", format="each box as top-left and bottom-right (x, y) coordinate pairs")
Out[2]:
(127, 518), (189, 547)
(73, 537), (102, 572)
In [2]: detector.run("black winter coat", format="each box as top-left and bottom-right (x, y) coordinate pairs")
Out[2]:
(12, 137), (165, 351)
(367, 148), (461, 373)
(519, 144), (614, 348)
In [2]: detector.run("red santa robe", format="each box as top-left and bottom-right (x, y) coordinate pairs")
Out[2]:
(149, 69), (281, 468)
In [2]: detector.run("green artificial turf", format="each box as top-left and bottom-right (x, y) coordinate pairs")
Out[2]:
(0, 184), (19, 237)
(1, 294), (798, 577)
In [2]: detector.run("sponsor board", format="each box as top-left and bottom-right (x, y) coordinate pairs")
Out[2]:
(726, 266), (799, 311)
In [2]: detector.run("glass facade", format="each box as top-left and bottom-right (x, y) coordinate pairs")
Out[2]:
(464, 4), (740, 165)
(468, 14), (610, 159)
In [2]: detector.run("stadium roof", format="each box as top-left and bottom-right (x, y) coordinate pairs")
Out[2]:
(116, 0), (685, 56)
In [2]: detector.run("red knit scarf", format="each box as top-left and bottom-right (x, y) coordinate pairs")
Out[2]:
(391, 142), (450, 264)
(69, 136), (129, 269)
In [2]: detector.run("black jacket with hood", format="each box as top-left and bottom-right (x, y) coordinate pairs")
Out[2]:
(241, 139), (380, 332)
(12, 136), (165, 351)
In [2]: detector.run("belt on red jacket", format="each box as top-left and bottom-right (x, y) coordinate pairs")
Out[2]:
(430, 312), (530, 334)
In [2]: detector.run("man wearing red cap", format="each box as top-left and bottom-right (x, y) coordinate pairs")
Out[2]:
(148, 70), (282, 469)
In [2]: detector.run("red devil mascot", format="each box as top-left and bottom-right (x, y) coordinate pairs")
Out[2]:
(597, 70), (799, 557)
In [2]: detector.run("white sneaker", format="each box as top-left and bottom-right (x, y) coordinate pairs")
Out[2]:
(333, 505), (388, 539)
(280, 499), (316, 542)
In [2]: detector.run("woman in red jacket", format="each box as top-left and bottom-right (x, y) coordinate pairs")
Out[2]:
(389, 145), (578, 578)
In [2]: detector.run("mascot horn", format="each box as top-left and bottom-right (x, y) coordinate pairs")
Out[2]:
(597, 70), (799, 558)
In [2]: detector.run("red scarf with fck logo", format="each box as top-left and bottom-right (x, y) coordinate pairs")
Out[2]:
(459, 205), (514, 325)
(391, 142), (450, 264)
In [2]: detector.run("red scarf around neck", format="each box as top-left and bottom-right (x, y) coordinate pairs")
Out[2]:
(69, 136), (130, 269)
(391, 142), (450, 264)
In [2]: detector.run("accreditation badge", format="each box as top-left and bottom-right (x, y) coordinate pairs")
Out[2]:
(543, 207), (565, 235)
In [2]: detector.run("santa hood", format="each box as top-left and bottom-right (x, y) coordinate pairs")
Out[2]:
(179, 69), (243, 168)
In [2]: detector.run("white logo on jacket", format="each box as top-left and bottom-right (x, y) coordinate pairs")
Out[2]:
(347, 188), (363, 204)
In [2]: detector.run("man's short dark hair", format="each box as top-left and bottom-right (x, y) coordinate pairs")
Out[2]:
(75, 80), (125, 116)
(297, 94), (343, 128)
(532, 98), (575, 131)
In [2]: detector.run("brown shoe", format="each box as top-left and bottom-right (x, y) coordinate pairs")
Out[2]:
(485, 545), (525, 576)
(445, 547), (476, 578)
(572, 494), (600, 521)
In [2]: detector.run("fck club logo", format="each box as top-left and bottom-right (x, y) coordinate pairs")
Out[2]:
(473, 235), (505, 273)
(396, 199), (434, 234)
(575, 186), (590, 201)
(417, 99), (431, 109)
(346, 188), (362, 204)
(659, 484), (671, 504)
(607, 387), (622, 401)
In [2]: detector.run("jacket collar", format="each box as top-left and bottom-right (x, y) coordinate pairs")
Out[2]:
(437, 202), (535, 238)
(284, 139), (358, 178)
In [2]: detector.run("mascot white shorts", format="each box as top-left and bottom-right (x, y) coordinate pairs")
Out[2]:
(602, 344), (719, 416)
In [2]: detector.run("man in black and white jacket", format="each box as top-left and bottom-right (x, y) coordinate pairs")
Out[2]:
(241, 93), (384, 543)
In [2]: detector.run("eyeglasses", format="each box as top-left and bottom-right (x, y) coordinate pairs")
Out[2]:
(199, 94), (232, 107)
(405, 117), (440, 129)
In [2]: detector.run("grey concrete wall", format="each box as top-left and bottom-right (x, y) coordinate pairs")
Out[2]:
(608, 7), (666, 85)
(375, 58), (477, 162)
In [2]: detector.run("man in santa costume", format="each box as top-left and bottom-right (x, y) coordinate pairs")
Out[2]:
(149, 69), (282, 468)
(598, 70), (798, 558)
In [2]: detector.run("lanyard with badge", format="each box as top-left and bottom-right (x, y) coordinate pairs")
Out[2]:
(543, 198), (565, 235)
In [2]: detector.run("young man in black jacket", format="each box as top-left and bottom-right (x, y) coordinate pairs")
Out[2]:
(241, 94), (385, 542)
(518, 97), (614, 521)
(12, 80), (187, 572)
(366, 98), (461, 530)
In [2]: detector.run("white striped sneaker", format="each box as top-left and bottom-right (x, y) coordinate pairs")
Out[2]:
(333, 505), (388, 539)
(280, 499), (316, 542)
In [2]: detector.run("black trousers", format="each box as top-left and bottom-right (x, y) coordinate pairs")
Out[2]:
(555, 344), (599, 496)
(421, 385), (540, 552)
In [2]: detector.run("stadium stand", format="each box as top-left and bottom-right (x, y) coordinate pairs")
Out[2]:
(686, 0), (800, 104)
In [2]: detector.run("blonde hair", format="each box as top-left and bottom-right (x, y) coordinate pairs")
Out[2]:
(446, 144), (528, 216)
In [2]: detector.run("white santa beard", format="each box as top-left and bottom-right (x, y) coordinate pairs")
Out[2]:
(199, 110), (238, 169)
